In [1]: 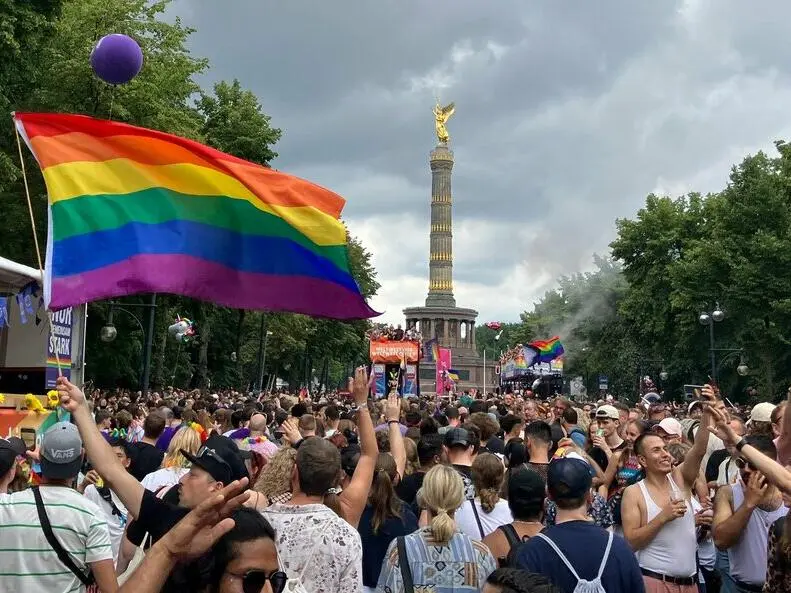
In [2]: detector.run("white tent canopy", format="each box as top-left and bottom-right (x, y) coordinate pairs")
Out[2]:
(0, 256), (41, 292)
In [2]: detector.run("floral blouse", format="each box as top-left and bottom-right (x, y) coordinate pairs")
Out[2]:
(261, 503), (363, 593)
(764, 516), (791, 592)
(544, 492), (613, 529)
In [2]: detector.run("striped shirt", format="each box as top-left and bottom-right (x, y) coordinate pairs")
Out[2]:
(0, 486), (113, 593)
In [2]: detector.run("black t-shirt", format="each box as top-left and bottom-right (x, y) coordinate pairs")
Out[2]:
(486, 436), (506, 455)
(395, 471), (426, 509)
(127, 442), (165, 481)
(590, 440), (627, 472)
(359, 502), (419, 587)
(706, 448), (730, 483)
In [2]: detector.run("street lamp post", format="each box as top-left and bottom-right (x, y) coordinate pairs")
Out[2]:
(255, 313), (273, 393)
(699, 303), (726, 381)
(100, 294), (157, 395)
(713, 348), (749, 378)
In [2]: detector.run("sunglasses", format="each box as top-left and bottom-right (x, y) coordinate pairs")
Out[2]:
(195, 446), (232, 471)
(235, 569), (288, 593)
(734, 457), (756, 471)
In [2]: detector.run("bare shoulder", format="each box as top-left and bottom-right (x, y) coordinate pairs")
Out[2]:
(622, 482), (642, 502)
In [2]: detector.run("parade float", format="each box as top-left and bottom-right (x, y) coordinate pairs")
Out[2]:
(0, 257), (85, 442)
(499, 337), (565, 397)
(368, 325), (421, 398)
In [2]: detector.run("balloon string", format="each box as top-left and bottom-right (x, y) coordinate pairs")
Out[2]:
(14, 122), (62, 377)
(108, 86), (117, 120)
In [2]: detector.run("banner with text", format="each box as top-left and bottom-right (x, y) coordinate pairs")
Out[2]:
(369, 340), (420, 364)
(372, 364), (386, 399)
(403, 364), (417, 397)
(46, 307), (73, 389)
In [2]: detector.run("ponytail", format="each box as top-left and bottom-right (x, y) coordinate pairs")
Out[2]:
(430, 507), (456, 545)
(321, 488), (342, 517)
(478, 487), (499, 513)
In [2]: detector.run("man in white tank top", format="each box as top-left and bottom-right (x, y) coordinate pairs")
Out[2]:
(621, 390), (717, 593)
(712, 435), (787, 593)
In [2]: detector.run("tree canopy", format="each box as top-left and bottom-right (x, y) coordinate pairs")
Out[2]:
(500, 144), (791, 404)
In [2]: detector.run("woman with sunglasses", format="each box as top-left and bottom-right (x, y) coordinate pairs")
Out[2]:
(121, 481), (288, 593)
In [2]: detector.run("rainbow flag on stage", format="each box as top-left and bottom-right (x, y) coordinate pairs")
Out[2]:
(423, 338), (439, 363)
(528, 336), (564, 363)
(13, 113), (379, 320)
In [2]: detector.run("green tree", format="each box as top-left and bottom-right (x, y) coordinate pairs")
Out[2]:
(0, 0), (63, 190)
(197, 80), (281, 165)
(506, 257), (643, 400)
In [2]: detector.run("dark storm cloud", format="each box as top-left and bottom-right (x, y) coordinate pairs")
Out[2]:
(169, 0), (791, 322)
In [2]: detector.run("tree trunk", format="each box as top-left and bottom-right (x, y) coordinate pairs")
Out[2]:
(192, 303), (212, 389)
(234, 309), (246, 389)
(154, 325), (168, 388)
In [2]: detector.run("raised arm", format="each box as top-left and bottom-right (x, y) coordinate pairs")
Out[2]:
(385, 392), (406, 479)
(56, 377), (145, 518)
(775, 388), (791, 465)
(708, 405), (791, 494)
(339, 367), (378, 527)
(118, 482), (246, 593)
(678, 387), (716, 488)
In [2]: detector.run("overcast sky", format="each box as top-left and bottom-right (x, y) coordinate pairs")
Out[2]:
(171, 0), (791, 324)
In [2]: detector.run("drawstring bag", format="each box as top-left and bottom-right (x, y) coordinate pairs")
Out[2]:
(534, 531), (613, 593)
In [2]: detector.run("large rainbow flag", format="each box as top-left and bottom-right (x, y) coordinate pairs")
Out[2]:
(13, 113), (379, 319)
(528, 336), (564, 363)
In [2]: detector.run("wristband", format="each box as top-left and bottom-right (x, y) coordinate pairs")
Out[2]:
(352, 402), (368, 413)
(735, 438), (747, 452)
(387, 420), (400, 425)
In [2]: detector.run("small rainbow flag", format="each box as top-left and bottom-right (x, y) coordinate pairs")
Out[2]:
(14, 113), (379, 319)
(528, 336), (564, 363)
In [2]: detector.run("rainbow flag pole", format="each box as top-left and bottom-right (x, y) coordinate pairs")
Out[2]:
(13, 112), (379, 320)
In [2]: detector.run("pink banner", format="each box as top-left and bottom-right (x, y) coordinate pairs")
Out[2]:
(436, 347), (452, 394)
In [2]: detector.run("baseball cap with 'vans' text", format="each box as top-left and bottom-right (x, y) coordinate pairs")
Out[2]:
(40, 422), (83, 480)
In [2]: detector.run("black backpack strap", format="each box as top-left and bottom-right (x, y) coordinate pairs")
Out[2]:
(96, 486), (122, 518)
(32, 486), (95, 586)
(499, 523), (520, 549)
(469, 499), (485, 539)
(397, 536), (414, 593)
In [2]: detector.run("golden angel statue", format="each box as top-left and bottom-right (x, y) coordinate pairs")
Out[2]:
(433, 101), (455, 144)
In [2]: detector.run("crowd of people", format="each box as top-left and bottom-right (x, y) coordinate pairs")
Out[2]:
(1, 374), (790, 593)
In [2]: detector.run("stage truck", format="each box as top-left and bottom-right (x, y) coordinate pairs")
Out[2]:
(499, 345), (564, 398)
(0, 256), (87, 446)
(369, 337), (421, 398)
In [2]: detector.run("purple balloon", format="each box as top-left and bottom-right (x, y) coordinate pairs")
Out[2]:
(90, 34), (143, 85)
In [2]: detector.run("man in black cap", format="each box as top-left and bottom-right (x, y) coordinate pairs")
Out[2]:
(0, 436), (26, 492)
(514, 457), (644, 593)
(443, 426), (478, 500)
(55, 377), (249, 592)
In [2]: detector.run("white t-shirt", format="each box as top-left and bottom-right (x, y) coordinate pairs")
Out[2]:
(83, 485), (128, 565)
(0, 486), (113, 592)
(141, 467), (188, 492)
(455, 498), (514, 540)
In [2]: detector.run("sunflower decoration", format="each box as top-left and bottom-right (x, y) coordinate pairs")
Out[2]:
(24, 394), (46, 414)
(46, 390), (60, 409)
(0, 394), (5, 405)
